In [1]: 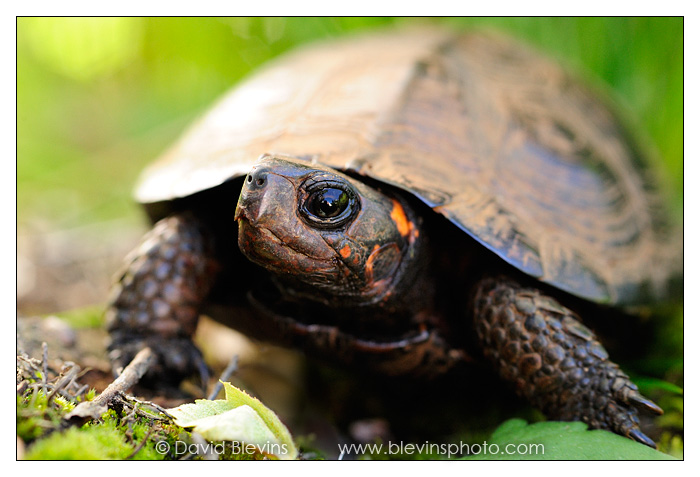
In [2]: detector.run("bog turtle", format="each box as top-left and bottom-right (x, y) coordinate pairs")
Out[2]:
(106, 29), (680, 447)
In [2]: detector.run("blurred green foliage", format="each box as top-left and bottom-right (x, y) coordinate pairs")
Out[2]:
(464, 419), (677, 460)
(18, 17), (682, 230)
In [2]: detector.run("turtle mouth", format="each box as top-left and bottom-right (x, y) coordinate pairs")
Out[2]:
(237, 218), (292, 268)
(237, 218), (337, 279)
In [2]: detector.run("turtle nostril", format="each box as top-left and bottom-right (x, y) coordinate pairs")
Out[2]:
(246, 168), (268, 189)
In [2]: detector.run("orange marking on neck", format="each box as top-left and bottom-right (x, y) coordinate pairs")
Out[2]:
(339, 244), (352, 259)
(390, 199), (412, 238)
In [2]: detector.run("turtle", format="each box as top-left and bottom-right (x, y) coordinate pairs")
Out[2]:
(106, 29), (681, 448)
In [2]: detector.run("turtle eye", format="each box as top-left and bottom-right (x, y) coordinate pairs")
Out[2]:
(300, 181), (358, 229)
(309, 188), (349, 218)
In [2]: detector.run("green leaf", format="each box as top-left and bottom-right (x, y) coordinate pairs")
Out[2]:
(464, 419), (677, 460)
(166, 399), (231, 425)
(176, 405), (278, 445)
(632, 376), (683, 396)
(167, 381), (297, 460)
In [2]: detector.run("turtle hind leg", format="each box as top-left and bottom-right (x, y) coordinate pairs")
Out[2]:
(106, 212), (219, 387)
(472, 276), (663, 448)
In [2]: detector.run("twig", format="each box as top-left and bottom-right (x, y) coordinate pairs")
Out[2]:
(74, 383), (89, 398)
(41, 342), (48, 396)
(64, 347), (155, 427)
(38, 382), (80, 403)
(207, 355), (239, 401)
(116, 392), (174, 421)
(47, 363), (80, 405)
(125, 427), (154, 460)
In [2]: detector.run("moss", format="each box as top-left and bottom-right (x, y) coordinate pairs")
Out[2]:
(23, 411), (168, 460)
(25, 425), (135, 460)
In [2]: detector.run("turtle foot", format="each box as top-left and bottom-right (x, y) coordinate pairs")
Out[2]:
(105, 213), (218, 387)
(108, 334), (210, 389)
(473, 275), (662, 448)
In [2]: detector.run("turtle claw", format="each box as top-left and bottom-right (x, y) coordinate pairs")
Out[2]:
(473, 277), (666, 448)
(628, 427), (657, 449)
(628, 392), (664, 416)
(161, 338), (211, 391)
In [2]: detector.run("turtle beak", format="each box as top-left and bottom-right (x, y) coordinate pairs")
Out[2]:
(235, 165), (271, 223)
(233, 203), (246, 221)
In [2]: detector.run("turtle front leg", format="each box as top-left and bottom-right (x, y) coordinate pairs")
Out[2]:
(472, 276), (663, 448)
(106, 213), (219, 386)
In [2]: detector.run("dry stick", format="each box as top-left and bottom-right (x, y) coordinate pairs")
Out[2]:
(64, 347), (155, 427)
(116, 392), (174, 421)
(208, 356), (239, 400)
(125, 427), (154, 460)
(41, 342), (48, 396)
(47, 364), (80, 405)
(207, 354), (239, 401)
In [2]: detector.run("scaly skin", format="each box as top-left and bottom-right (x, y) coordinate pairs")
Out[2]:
(106, 213), (218, 385)
(472, 276), (663, 447)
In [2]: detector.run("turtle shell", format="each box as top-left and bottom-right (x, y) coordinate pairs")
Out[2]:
(136, 29), (679, 307)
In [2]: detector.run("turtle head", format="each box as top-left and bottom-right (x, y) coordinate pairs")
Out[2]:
(235, 155), (421, 306)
